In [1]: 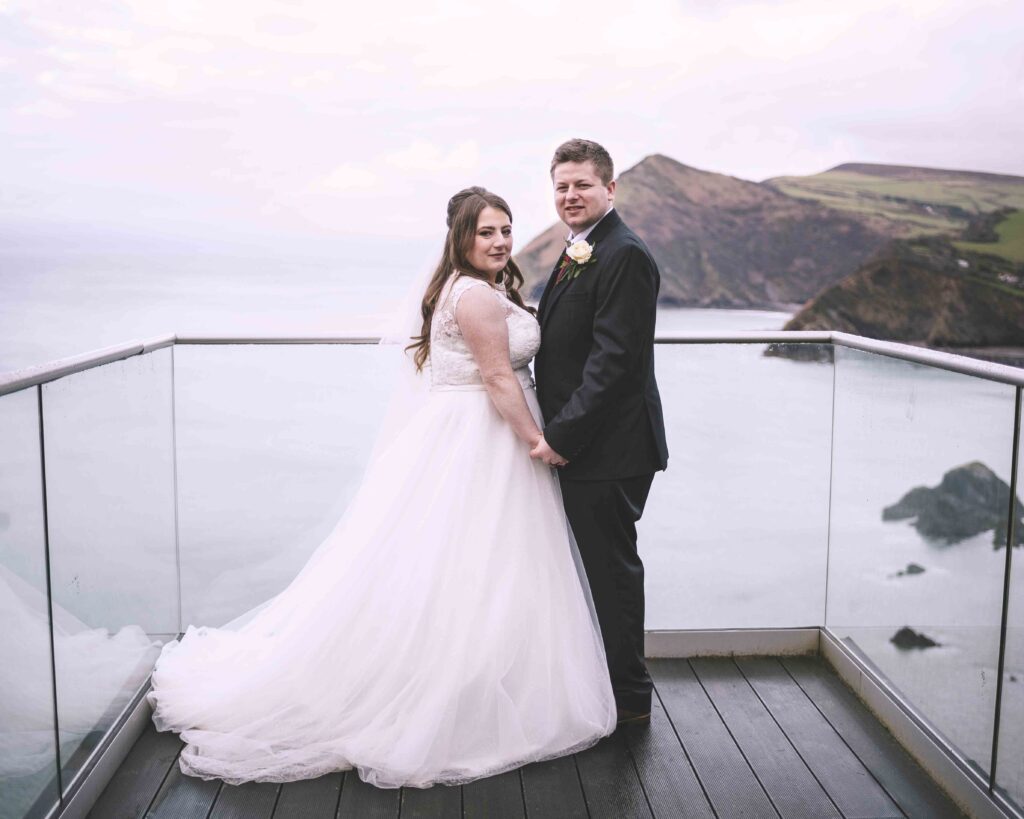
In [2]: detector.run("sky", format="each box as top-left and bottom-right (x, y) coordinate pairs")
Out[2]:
(2, 0), (1023, 249)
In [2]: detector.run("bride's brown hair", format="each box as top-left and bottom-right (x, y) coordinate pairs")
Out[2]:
(407, 186), (535, 372)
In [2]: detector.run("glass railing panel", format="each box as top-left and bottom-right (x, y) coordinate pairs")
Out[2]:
(826, 344), (1016, 779)
(994, 390), (1023, 811)
(643, 342), (835, 629)
(39, 349), (174, 790)
(173, 343), (399, 627)
(175, 341), (834, 633)
(0, 388), (59, 819)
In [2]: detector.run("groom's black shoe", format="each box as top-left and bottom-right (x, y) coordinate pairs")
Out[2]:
(616, 708), (651, 726)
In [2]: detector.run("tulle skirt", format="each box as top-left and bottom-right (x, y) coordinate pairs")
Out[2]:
(147, 386), (616, 788)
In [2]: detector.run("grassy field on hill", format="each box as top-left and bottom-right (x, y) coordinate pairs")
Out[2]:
(766, 167), (1024, 237)
(955, 210), (1024, 263)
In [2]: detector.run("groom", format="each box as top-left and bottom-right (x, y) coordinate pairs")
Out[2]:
(531, 138), (669, 724)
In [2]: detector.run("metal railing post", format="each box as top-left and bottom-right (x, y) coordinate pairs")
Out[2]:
(989, 385), (1021, 791)
(823, 343), (839, 629)
(37, 384), (64, 803)
(170, 345), (183, 636)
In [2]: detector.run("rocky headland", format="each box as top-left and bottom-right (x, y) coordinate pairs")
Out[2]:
(518, 155), (1024, 364)
(516, 154), (896, 310)
(774, 232), (1024, 365)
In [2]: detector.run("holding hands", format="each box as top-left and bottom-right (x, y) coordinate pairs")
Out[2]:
(531, 435), (568, 467)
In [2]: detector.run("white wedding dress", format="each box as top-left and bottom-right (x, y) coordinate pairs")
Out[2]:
(147, 273), (616, 789)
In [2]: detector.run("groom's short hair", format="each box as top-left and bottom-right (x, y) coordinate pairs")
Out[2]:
(550, 139), (614, 185)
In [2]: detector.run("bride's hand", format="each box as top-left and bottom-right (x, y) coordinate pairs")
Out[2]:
(530, 436), (568, 467)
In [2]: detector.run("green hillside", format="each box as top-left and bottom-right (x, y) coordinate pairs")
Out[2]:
(765, 164), (1024, 238)
(955, 209), (1024, 263)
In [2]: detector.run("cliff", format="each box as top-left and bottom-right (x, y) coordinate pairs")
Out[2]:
(515, 154), (895, 309)
(780, 234), (1024, 349)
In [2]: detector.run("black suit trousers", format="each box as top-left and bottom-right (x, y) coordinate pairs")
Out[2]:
(558, 472), (655, 713)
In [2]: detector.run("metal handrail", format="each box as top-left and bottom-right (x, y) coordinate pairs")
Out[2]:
(2, 330), (1022, 397)
(0, 333), (176, 396)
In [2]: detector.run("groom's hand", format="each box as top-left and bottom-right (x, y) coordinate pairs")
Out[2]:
(531, 436), (569, 467)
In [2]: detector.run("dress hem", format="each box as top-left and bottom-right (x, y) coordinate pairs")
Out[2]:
(169, 720), (615, 790)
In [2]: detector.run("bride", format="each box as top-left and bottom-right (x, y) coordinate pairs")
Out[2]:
(146, 186), (617, 789)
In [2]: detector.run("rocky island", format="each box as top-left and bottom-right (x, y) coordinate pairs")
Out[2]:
(890, 627), (941, 650)
(883, 461), (1023, 549)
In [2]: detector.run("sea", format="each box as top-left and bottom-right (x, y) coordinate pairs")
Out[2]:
(0, 240), (1021, 811)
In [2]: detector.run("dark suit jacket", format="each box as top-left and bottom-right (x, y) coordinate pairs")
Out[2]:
(534, 209), (669, 481)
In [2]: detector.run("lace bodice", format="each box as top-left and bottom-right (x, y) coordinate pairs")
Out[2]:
(429, 274), (540, 390)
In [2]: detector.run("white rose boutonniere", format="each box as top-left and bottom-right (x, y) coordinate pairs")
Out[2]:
(566, 240), (593, 264)
(556, 240), (597, 284)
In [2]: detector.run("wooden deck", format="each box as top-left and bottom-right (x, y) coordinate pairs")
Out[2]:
(88, 656), (967, 818)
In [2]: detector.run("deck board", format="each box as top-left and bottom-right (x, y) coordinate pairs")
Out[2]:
(736, 656), (904, 818)
(575, 730), (653, 819)
(691, 656), (843, 818)
(462, 769), (524, 819)
(207, 781), (279, 819)
(144, 763), (219, 819)
(621, 691), (715, 818)
(272, 773), (342, 819)
(651, 658), (780, 818)
(88, 655), (969, 819)
(335, 772), (399, 819)
(87, 726), (182, 819)
(520, 754), (588, 819)
(783, 656), (967, 818)
(398, 783), (461, 818)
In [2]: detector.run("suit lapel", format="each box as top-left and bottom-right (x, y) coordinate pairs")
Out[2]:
(540, 254), (579, 334)
(539, 209), (622, 334)
(537, 249), (568, 325)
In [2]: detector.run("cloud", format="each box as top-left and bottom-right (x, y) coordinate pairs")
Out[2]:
(385, 140), (479, 173)
(291, 69), (334, 89)
(320, 163), (378, 190)
(35, 68), (127, 102)
(351, 59), (386, 74)
(0, 0), (1020, 243)
(16, 99), (73, 118)
(316, 139), (483, 196)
